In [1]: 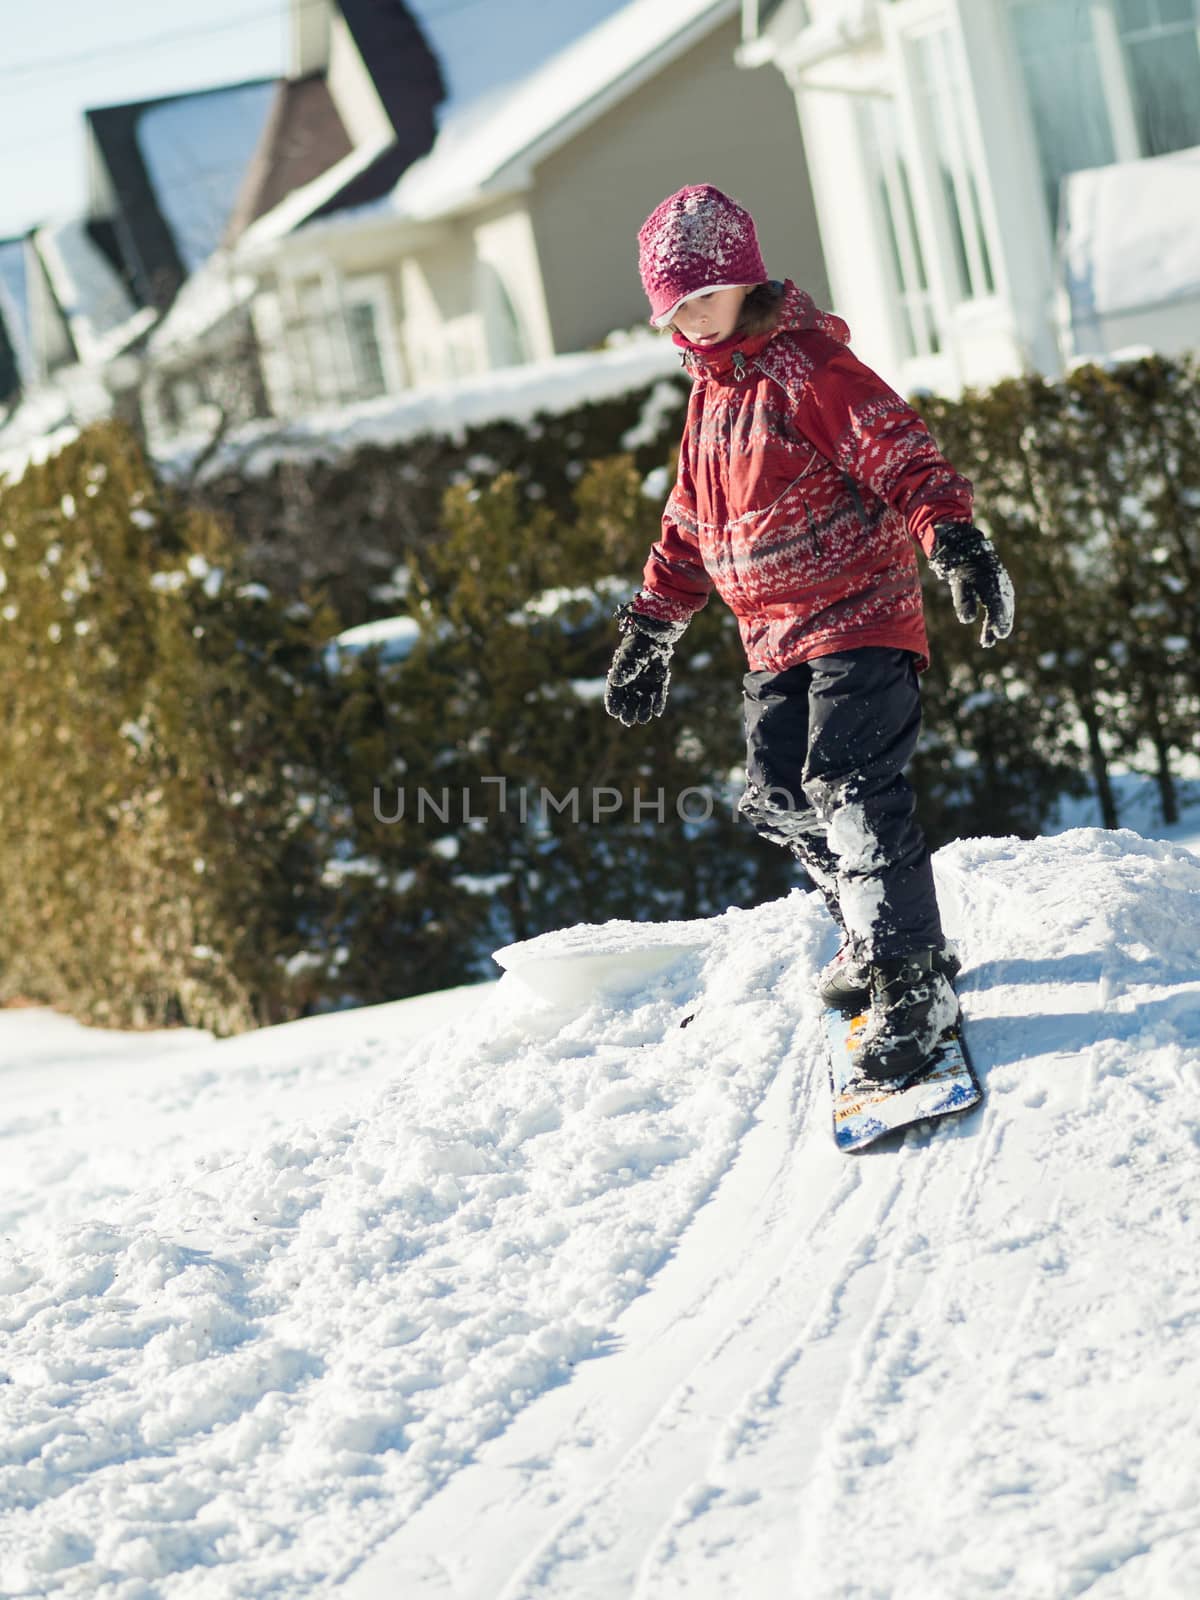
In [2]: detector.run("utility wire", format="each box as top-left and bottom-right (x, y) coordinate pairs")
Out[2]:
(0, 0), (492, 86)
(0, 2), (299, 85)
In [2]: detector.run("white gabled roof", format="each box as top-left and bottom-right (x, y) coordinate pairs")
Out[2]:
(388, 0), (737, 222)
(0, 238), (34, 387)
(35, 219), (152, 366)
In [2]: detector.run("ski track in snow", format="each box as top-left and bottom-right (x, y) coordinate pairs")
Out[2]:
(1, 830), (1199, 1597)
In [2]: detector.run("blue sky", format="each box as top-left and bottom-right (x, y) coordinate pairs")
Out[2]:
(0, 0), (630, 238)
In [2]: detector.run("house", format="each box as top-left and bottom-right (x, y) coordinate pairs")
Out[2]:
(147, 0), (830, 437)
(3, 0), (831, 459)
(0, 222), (147, 444)
(0, 1), (444, 449)
(0, 80), (284, 424)
(138, 1), (445, 441)
(738, 0), (1200, 393)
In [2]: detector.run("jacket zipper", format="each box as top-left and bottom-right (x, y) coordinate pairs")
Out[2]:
(804, 501), (822, 557)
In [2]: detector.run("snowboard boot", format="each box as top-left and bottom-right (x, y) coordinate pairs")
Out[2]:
(817, 937), (961, 1013)
(850, 948), (960, 1082)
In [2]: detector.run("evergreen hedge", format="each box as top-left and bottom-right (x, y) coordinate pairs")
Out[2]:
(915, 354), (1200, 831)
(1, 351), (1196, 1032)
(0, 425), (350, 1031)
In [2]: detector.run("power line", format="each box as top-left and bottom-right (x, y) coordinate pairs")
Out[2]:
(0, 2), (295, 86)
(0, 0), (495, 86)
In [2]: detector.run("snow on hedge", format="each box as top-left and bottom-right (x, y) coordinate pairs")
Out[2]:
(157, 335), (684, 482)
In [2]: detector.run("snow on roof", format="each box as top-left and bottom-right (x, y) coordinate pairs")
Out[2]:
(0, 238), (34, 387)
(136, 81), (278, 274)
(0, 360), (116, 485)
(1060, 144), (1200, 325)
(408, 0), (632, 127)
(389, 0), (736, 222)
(240, 0), (729, 249)
(34, 219), (150, 366)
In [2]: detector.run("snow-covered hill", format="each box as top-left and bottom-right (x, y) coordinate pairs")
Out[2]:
(1, 829), (1198, 1598)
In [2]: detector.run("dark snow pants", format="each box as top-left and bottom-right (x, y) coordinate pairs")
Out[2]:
(737, 646), (943, 962)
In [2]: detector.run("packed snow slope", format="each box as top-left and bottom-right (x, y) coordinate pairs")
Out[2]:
(1, 829), (1199, 1598)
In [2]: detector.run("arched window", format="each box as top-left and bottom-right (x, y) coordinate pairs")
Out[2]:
(477, 260), (529, 370)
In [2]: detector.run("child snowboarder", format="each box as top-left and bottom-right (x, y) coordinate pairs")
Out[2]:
(604, 184), (1015, 1082)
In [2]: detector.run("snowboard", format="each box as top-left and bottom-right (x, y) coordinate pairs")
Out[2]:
(822, 1005), (982, 1152)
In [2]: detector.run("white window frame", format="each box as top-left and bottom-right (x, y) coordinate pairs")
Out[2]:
(341, 273), (406, 397)
(859, 91), (943, 361)
(1090, 1), (1143, 160)
(284, 267), (351, 408)
(475, 257), (530, 371)
(1007, 0), (1200, 178)
(897, 6), (1000, 308)
(1090, 0), (1200, 159)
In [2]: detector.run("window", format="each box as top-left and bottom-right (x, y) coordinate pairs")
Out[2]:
(345, 301), (387, 398)
(742, 0), (799, 41)
(909, 27), (996, 302)
(1114, 0), (1200, 155)
(343, 275), (402, 398)
(297, 278), (346, 405)
(861, 95), (941, 359)
(1009, 0), (1116, 223)
(477, 261), (529, 369)
(1009, 0), (1200, 227)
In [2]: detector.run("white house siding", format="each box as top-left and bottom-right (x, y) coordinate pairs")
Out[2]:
(529, 14), (830, 356)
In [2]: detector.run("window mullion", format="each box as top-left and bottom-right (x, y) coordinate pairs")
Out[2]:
(1091, 0), (1143, 158)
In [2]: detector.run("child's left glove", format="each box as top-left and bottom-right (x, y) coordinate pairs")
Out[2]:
(604, 604), (688, 726)
(930, 522), (1015, 648)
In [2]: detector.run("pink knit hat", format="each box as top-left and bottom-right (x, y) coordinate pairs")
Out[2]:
(638, 184), (767, 327)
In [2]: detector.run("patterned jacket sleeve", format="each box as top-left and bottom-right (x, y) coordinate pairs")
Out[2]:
(632, 439), (712, 625)
(791, 335), (974, 556)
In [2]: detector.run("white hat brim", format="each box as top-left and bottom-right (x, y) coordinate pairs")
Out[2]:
(650, 281), (754, 329)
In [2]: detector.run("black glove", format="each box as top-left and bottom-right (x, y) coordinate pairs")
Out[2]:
(929, 521), (1015, 648)
(604, 603), (687, 726)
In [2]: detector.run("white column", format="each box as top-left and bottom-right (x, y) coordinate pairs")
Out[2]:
(785, 65), (912, 387)
(951, 0), (1060, 375)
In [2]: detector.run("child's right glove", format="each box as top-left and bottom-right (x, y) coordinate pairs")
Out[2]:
(604, 603), (688, 726)
(930, 522), (1015, 648)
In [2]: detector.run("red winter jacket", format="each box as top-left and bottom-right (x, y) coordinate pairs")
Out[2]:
(632, 280), (973, 671)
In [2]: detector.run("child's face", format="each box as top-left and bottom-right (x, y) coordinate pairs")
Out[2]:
(672, 285), (752, 345)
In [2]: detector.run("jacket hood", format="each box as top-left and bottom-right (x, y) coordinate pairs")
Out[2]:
(674, 279), (850, 381)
